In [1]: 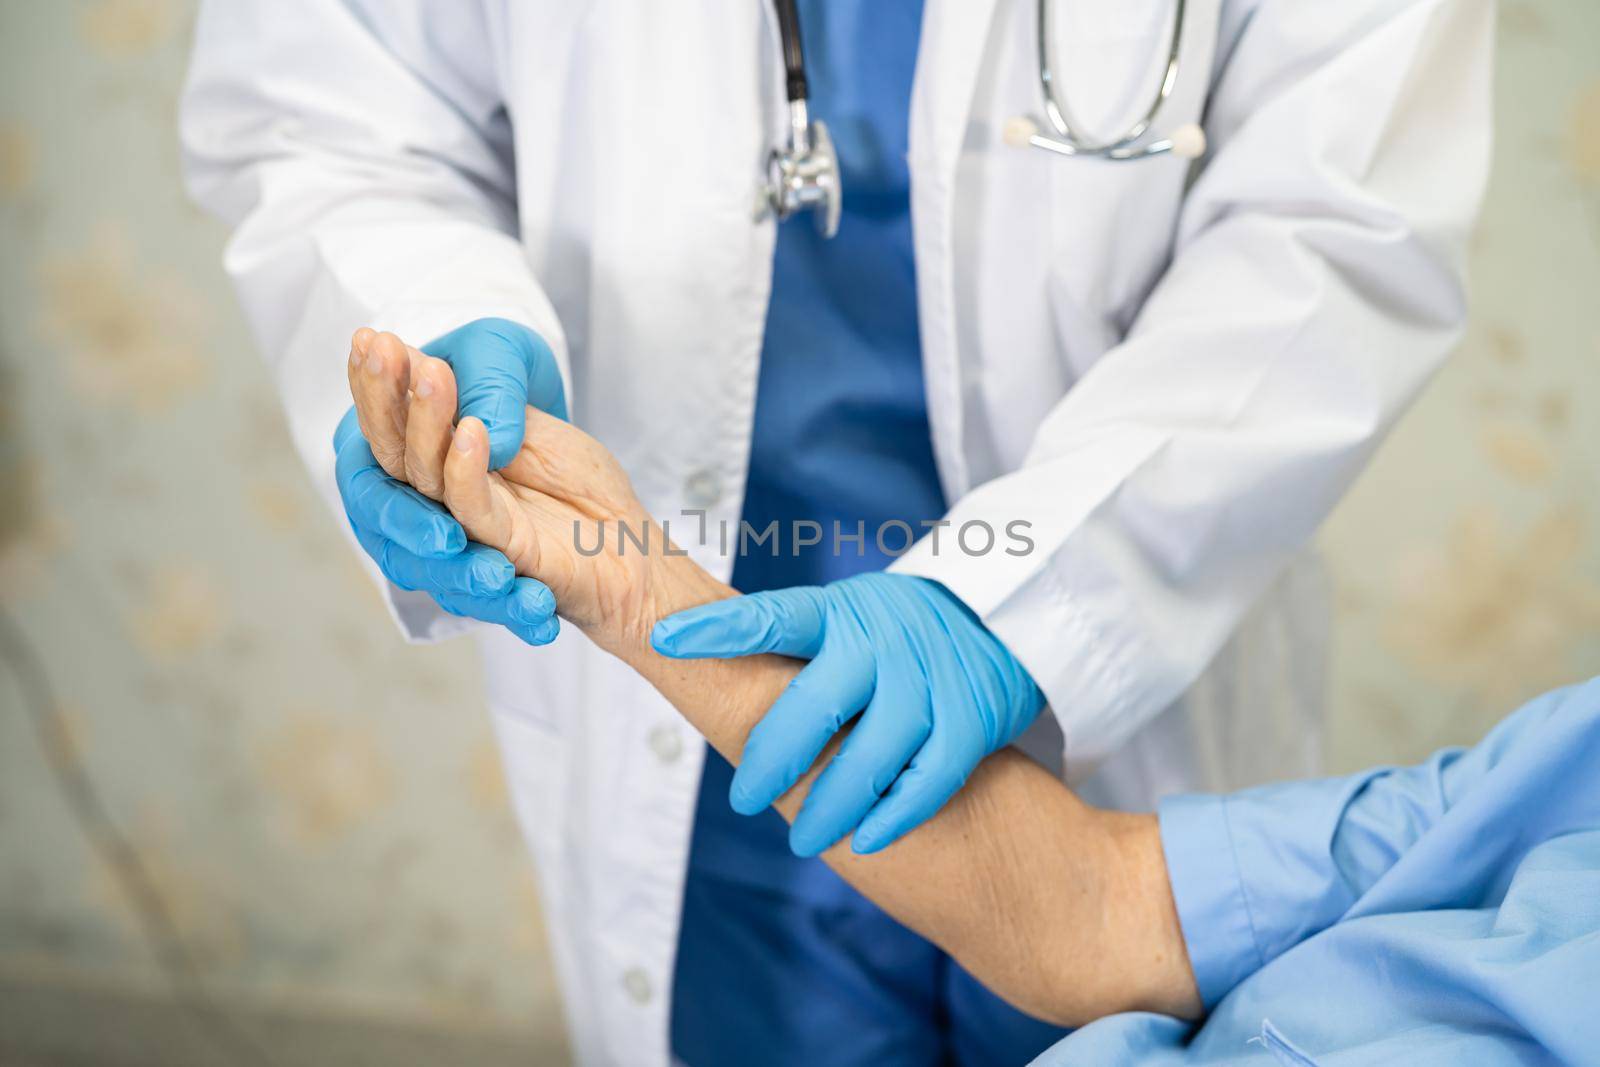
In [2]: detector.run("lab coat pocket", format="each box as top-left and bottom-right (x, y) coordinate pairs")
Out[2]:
(1045, 0), (1182, 148)
(475, 624), (582, 843)
(1041, 0), (1220, 343)
(475, 623), (578, 736)
(1043, 148), (1189, 372)
(486, 701), (568, 878)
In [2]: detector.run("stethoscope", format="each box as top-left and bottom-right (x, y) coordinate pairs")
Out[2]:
(765, 0), (842, 238)
(1004, 0), (1207, 161)
(765, 0), (1205, 239)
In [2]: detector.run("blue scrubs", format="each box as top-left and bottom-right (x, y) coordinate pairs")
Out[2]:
(669, 3), (1069, 1064)
(1039, 677), (1600, 1066)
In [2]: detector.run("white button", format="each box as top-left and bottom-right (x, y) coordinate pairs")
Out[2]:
(621, 967), (653, 1005)
(648, 724), (684, 764)
(683, 468), (722, 509)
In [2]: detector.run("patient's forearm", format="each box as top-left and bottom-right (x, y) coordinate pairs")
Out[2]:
(602, 547), (1200, 1027)
(339, 335), (1195, 1022)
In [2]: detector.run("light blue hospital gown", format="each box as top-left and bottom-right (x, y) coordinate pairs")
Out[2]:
(1035, 677), (1600, 1066)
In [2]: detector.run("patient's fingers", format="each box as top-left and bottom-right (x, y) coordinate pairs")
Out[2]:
(348, 329), (413, 480)
(444, 417), (517, 560)
(404, 355), (457, 500)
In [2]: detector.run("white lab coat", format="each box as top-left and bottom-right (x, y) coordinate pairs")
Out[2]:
(180, 0), (1493, 1062)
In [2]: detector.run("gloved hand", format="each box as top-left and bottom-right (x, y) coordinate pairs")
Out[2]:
(333, 318), (568, 645)
(651, 573), (1045, 856)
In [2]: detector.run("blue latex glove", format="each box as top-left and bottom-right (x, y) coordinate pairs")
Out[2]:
(332, 318), (568, 645)
(651, 573), (1045, 856)
(422, 318), (569, 466)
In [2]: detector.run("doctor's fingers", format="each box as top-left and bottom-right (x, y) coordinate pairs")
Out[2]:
(350, 519), (516, 599)
(651, 587), (830, 660)
(728, 647), (875, 817)
(348, 328), (420, 480)
(849, 639), (993, 854)
(786, 668), (933, 858)
(336, 413), (465, 558)
(423, 318), (567, 470)
(432, 579), (559, 646)
(849, 720), (983, 856)
(404, 355), (458, 500)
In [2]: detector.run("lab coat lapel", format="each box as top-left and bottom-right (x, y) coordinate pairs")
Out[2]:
(915, 0), (1002, 174)
(911, 0), (1001, 503)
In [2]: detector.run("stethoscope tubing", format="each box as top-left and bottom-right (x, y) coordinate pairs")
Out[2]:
(765, 0), (1205, 238)
(1035, 0), (1190, 158)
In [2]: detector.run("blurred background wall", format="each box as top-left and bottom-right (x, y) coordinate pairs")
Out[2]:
(0, 0), (1595, 1064)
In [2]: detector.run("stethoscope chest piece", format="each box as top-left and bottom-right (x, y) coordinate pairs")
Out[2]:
(767, 104), (842, 238)
(764, 0), (842, 238)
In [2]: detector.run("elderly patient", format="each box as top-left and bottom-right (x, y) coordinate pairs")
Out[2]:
(341, 328), (1599, 1065)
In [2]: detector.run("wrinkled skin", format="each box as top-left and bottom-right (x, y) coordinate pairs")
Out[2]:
(342, 327), (666, 648)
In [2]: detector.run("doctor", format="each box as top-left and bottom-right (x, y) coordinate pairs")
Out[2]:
(180, 1), (1493, 1064)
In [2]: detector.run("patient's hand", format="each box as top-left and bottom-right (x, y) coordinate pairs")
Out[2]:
(346, 326), (1200, 1029)
(347, 328), (688, 652)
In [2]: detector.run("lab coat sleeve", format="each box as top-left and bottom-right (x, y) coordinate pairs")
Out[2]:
(1157, 678), (1599, 1009)
(892, 0), (1494, 764)
(179, 0), (571, 642)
